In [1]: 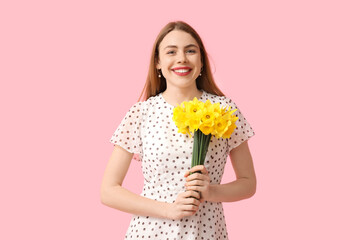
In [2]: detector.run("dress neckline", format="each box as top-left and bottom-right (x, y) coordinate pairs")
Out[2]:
(160, 90), (206, 108)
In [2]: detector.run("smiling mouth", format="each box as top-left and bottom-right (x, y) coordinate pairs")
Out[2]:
(172, 68), (192, 76)
(172, 69), (192, 73)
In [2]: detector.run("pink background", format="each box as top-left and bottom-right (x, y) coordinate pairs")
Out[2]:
(1, 0), (359, 239)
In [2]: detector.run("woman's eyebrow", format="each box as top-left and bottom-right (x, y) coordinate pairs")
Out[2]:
(164, 44), (199, 50)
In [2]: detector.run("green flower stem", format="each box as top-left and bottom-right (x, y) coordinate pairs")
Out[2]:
(202, 134), (212, 164)
(189, 130), (213, 200)
(191, 130), (212, 172)
(197, 131), (200, 164)
(191, 130), (197, 169)
(198, 130), (201, 165)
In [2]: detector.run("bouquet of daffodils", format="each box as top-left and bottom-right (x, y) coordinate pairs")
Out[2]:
(172, 97), (238, 173)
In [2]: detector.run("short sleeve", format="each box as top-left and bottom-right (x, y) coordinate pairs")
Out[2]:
(225, 99), (255, 152)
(109, 102), (143, 161)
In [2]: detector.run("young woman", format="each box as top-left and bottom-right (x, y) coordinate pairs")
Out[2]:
(101, 21), (256, 239)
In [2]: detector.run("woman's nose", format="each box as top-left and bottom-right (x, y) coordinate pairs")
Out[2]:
(177, 51), (188, 63)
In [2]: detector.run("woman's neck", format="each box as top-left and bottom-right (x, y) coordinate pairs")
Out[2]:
(162, 88), (203, 107)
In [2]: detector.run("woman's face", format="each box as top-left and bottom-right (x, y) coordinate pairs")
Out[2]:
(156, 30), (203, 89)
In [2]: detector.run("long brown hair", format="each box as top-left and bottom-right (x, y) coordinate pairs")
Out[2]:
(138, 21), (225, 102)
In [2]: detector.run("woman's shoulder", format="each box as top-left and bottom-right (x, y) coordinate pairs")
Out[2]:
(203, 91), (237, 108)
(128, 94), (160, 111)
(143, 94), (163, 109)
(131, 94), (159, 109)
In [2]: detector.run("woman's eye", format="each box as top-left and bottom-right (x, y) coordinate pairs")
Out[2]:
(167, 50), (196, 55)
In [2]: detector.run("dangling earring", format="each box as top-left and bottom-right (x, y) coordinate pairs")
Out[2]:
(157, 69), (161, 78)
(199, 67), (203, 76)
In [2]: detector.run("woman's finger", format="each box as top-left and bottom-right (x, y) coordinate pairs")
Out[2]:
(183, 196), (200, 205)
(186, 173), (204, 182)
(182, 204), (198, 212)
(186, 185), (201, 192)
(184, 165), (209, 177)
(185, 189), (201, 200)
(186, 174), (210, 186)
(186, 179), (203, 187)
(190, 165), (208, 175)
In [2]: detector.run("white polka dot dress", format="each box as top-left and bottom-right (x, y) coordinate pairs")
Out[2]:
(110, 90), (255, 239)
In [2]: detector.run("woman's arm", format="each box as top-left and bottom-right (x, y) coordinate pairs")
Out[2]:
(101, 145), (202, 220)
(209, 140), (256, 202)
(184, 140), (256, 203)
(100, 145), (168, 219)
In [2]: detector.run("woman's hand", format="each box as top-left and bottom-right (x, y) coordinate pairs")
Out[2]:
(184, 165), (211, 203)
(165, 190), (201, 220)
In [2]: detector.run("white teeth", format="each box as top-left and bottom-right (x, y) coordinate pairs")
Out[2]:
(174, 69), (190, 73)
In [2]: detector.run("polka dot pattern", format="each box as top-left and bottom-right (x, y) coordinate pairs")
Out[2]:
(109, 90), (255, 239)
